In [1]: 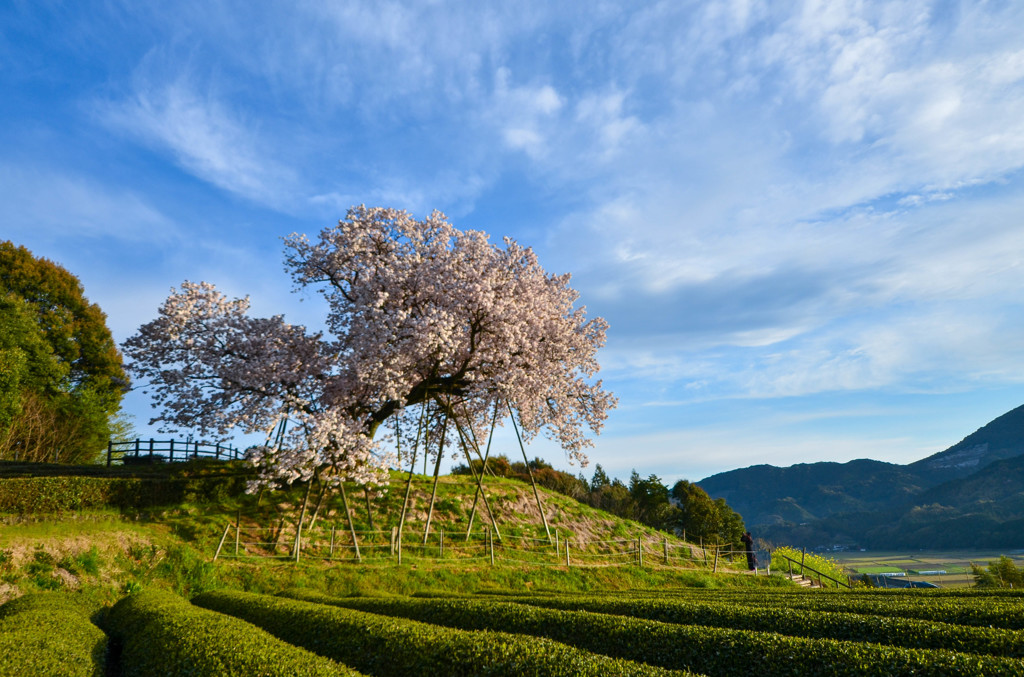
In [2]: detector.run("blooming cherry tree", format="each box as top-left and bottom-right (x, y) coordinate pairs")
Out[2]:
(284, 206), (615, 465)
(124, 207), (615, 498)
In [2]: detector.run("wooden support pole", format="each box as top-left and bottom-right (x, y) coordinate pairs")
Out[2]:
(488, 527), (494, 566)
(663, 536), (668, 565)
(555, 532), (560, 559)
(330, 526), (336, 559)
(508, 402), (553, 544)
(339, 482), (361, 563)
(294, 477), (314, 562)
(363, 487), (376, 533)
(454, 413), (501, 542)
(638, 537), (644, 567)
(422, 398), (452, 544)
(439, 529), (444, 558)
(390, 526), (397, 557)
(213, 522), (231, 561)
(234, 512), (241, 557)
(713, 547), (719, 574)
(565, 539), (570, 567)
(397, 529), (403, 565)
(398, 405), (426, 544)
(464, 401), (500, 540)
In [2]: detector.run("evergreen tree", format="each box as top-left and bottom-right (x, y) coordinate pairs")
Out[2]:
(0, 242), (128, 463)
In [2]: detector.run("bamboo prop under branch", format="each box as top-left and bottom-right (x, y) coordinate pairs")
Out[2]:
(422, 395), (452, 544)
(398, 404), (427, 540)
(338, 481), (361, 562)
(306, 476), (329, 532)
(364, 487), (376, 532)
(452, 412), (501, 542)
(293, 473), (315, 562)
(213, 522), (231, 561)
(507, 402), (553, 544)
(462, 400), (500, 541)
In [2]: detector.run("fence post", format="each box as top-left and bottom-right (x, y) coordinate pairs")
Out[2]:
(169, 439), (174, 463)
(566, 539), (570, 567)
(148, 438), (154, 460)
(488, 527), (494, 566)
(390, 526), (397, 557)
(440, 529), (444, 558)
(664, 536), (668, 565)
(330, 526), (336, 559)
(801, 548), (806, 576)
(215, 442), (221, 460)
(107, 441), (113, 467)
(234, 511), (240, 557)
(638, 537), (644, 567)
(555, 532), (560, 560)
(713, 546), (719, 573)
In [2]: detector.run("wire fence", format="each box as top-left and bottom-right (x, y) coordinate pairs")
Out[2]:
(212, 518), (748, 573)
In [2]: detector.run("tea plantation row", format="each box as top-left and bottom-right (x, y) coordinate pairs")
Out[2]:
(2, 587), (1023, 676)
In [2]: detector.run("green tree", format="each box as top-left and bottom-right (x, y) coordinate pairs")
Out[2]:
(671, 480), (725, 543)
(972, 556), (1024, 588)
(590, 464), (610, 491)
(714, 497), (746, 550)
(0, 242), (128, 463)
(629, 471), (673, 528)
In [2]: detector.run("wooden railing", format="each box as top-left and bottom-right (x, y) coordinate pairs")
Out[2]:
(772, 549), (852, 589)
(106, 439), (243, 466)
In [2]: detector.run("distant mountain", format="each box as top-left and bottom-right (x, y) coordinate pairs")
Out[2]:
(908, 404), (1024, 481)
(697, 403), (1024, 548)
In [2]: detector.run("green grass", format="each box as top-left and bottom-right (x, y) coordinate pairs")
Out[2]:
(0, 465), (766, 603)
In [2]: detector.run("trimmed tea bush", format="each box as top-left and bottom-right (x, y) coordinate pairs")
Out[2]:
(486, 592), (1024, 657)
(103, 589), (360, 676)
(0, 593), (106, 676)
(283, 590), (1024, 677)
(193, 589), (690, 677)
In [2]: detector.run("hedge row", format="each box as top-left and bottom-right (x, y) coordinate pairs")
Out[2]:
(0, 593), (106, 677)
(722, 594), (1024, 630)
(192, 590), (689, 677)
(102, 589), (360, 676)
(284, 590), (1024, 677)
(0, 474), (244, 513)
(497, 589), (1024, 630)
(483, 593), (1024, 657)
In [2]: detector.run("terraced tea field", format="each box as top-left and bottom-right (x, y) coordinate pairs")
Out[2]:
(4, 586), (1024, 676)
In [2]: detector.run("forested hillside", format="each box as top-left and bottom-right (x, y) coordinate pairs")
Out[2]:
(699, 404), (1024, 548)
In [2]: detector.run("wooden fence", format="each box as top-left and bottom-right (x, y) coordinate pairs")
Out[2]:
(106, 439), (243, 466)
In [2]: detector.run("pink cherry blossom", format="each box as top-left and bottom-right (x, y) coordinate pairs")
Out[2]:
(124, 207), (615, 489)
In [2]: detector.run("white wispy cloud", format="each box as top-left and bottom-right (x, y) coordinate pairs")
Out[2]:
(97, 74), (297, 208)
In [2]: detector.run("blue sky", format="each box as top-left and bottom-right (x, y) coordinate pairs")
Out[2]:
(4, 1), (1024, 484)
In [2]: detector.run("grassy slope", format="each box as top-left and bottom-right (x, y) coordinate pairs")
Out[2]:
(0, 463), (780, 606)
